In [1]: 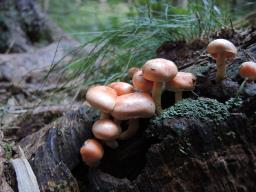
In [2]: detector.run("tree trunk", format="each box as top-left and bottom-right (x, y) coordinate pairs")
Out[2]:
(0, 0), (66, 53)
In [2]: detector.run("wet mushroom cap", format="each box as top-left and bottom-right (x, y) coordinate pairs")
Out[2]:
(132, 70), (153, 92)
(108, 82), (134, 96)
(111, 92), (155, 120)
(80, 139), (104, 167)
(92, 119), (121, 141)
(86, 85), (117, 113)
(166, 72), (197, 91)
(239, 61), (256, 80)
(142, 58), (178, 82)
(207, 39), (237, 59)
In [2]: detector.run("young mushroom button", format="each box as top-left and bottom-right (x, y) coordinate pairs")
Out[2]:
(207, 39), (237, 82)
(80, 139), (104, 167)
(128, 67), (140, 79)
(111, 92), (155, 140)
(108, 82), (134, 96)
(237, 61), (256, 96)
(92, 119), (121, 148)
(132, 70), (153, 93)
(142, 58), (178, 113)
(166, 72), (197, 103)
(239, 61), (256, 81)
(86, 85), (117, 119)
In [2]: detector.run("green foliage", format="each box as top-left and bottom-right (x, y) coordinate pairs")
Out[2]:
(151, 97), (230, 125)
(53, 0), (230, 88)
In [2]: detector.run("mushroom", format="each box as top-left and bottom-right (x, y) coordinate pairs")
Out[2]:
(111, 92), (155, 139)
(166, 72), (197, 103)
(86, 85), (117, 119)
(239, 61), (256, 80)
(132, 70), (153, 93)
(237, 61), (256, 96)
(108, 82), (134, 96)
(80, 139), (104, 167)
(128, 67), (140, 79)
(207, 39), (237, 82)
(142, 58), (178, 113)
(92, 119), (122, 148)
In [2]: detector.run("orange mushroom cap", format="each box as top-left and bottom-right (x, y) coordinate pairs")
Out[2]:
(207, 39), (237, 59)
(132, 70), (153, 92)
(80, 139), (104, 167)
(166, 72), (197, 91)
(108, 82), (134, 96)
(86, 85), (117, 113)
(92, 119), (121, 141)
(142, 58), (178, 82)
(111, 92), (155, 120)
(239, 61), (256, 80)
(128, 67), (140, 78)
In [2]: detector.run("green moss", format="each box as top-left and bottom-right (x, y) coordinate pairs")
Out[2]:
(225, 97), (243, 110)
(152, 97), (230, 125)
(1, 142), (13, 160)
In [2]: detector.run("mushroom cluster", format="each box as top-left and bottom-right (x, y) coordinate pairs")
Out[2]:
(81, 81), (155, 166)
(80, 38), (253, 167)
(131, 58), (196, 113)
(81, 58), (198, 167)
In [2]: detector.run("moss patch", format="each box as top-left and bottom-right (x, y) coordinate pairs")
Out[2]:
(152, 97), (230, 125)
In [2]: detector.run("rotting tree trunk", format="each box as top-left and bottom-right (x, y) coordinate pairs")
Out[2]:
(0, 0), (66, 53)
(4, 28), (256, 191)
(18, 107), (97, 191)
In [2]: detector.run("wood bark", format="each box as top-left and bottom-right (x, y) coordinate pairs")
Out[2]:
(0, 0), (66, 53)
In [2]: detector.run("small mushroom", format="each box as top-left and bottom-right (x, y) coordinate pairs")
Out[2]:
(207, 39), (237, 82)
(132, 70), (153, 93)
(239, 61), (256, 80)
(92, 119), (122, 148)
(237, 61), (256, 96)
(166, 72), (197, 103)
(80, 139), (104, 167)
(142, 58), (178, 113)
(86, 85), (117, 119)
(108, 82), (134, 96)
(128, 67), (140, 79)
(111, 92), (155, 139)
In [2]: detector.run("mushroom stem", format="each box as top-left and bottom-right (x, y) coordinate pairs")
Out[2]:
(216, 53), (226, 82)
(152, 82), (163, 114)
(119, 119), (139, 140)
(100, 112), (110, 119)
(175, 91), (183, 103)
(236, 77), (248, 97)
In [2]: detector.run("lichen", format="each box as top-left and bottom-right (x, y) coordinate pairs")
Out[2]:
(151, 97), (230, 125)
(225, 97), (243, 110)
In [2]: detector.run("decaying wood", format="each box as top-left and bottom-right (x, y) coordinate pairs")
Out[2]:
(11, 147), (40, 192)
(0, 39), (79, 84)
(19, 107), (96, 191)
(12, 28), (256, 192)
